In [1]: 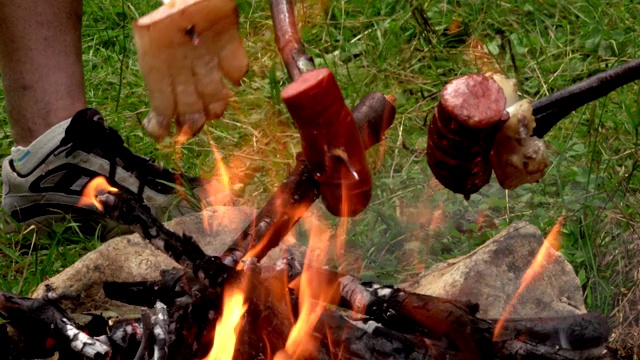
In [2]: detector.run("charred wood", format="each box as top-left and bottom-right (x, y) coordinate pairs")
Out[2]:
(495, 340), (608, 360)
(0, 291), (111, 360)
(97, 190), (230, 287)
(491, 313), (611, 351)
(0, 259), (611, 360)
(134, 309), (154, 360)
(288, 267), (610, 359)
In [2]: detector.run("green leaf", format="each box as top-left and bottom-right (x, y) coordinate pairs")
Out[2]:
(585, 33), (601, 52)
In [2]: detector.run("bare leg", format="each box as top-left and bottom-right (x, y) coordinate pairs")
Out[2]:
(0, 0), (86, 147)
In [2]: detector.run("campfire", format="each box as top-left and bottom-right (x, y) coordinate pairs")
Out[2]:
(2, 0), (639, 359)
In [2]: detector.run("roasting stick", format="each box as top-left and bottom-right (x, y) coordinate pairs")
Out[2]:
(532, 58), (640, 138)
(220, 0), (396, 266)
(428, 58), (640, 197)
(269, 0), (315, 80)
(221, 93), (395, 266)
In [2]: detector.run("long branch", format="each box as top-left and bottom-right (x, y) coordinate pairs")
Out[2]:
(532, 58), (640, 138)
(269, 0), (315, 80)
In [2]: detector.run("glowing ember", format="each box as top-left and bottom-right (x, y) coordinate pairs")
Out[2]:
(207, 286), (247, 360)
(493, 217), (564, 339)
(78, 176), (118, 211)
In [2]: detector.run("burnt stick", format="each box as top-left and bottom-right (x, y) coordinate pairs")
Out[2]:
(152, 301), (170, 360)
(495, 340), (608, 360)
(97, 191), (230, 286)
(491, 313), (611, 351)
(0, 291), (111, 360)
(133, 309), (153, 360)
(221, 92), (396, 266)
(288, 267), (611, 359)
(532, 58), (640, 138)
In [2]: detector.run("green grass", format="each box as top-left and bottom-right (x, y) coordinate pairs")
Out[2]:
(0, 0), (638, 327)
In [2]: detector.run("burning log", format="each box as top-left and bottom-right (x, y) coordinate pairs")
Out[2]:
(288, 267), (492, 357)
(100, 258), (609, 359)
(89, 197), (609, 359)
(0, 200), (611, 360)
(0, 267), (612, 360)
(133, 0), (249, 140)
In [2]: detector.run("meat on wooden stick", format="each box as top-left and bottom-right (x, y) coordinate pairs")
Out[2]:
(221, 92), (396, 266)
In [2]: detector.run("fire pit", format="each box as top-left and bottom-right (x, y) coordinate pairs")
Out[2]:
(1, 0), (639, 359)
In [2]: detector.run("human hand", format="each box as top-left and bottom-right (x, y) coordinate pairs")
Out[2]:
(133, 0), (248, 140)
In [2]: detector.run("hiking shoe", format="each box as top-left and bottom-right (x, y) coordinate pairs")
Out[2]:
(1, 108), (232, 239)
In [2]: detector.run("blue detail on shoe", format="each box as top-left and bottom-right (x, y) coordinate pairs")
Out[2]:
(16, 150), (31, 163)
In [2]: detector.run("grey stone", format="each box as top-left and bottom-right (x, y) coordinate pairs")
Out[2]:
(409, 221), (586, 319)
(32, 206), (303, 315)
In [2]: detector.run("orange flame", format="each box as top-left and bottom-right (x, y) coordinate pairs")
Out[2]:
(240, 198), (308, 263)
(209, 137), (231, 193)
(276, 169), (355, 356)
(277, 215), (339, 359)
(78, 176), (118, 211)
(207, 285), (248, 360)
(493, 217), (564, 339)
(333, 170), (351, 265)
(202, 135), (231, 232)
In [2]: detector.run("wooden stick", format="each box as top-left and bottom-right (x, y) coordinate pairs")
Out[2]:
(269, 0), (315, 80)
(97, 190), (230, 286)
(221, 92), (396, 266)
(288, 267), (611, 359)
(532, 58), (640, 138)
(0, 291), (112, 359)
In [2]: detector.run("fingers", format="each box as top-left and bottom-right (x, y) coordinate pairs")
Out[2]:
(192, 31), (232, 121)
(133, 0), (249, 141)
(167, 44), (206, 137)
